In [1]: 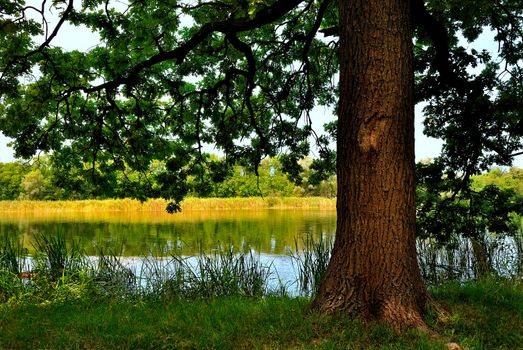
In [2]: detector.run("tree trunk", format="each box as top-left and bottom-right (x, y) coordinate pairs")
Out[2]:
(471, 237), (491, 279)
(313, 0), (427, 330)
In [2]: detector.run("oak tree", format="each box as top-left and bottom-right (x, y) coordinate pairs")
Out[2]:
(1, 0), (523, 330)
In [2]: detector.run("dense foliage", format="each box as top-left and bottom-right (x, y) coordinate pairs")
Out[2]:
(0, 161), (30, 199)
(417, 163), (523, 243)
(0, 0), (340, 211)
(2, 1), (520, 208)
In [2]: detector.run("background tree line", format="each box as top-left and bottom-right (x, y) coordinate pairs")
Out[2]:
(0, 155), (337, 200)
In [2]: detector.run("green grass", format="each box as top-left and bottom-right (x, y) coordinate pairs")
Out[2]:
(0, 297), (442, 350)
(428, 278), (523, 349)
(1, 279), (521, 349)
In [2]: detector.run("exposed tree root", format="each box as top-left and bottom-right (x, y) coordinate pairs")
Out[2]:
(313, 291), (429, 332)
(426, 294), (453, 324)
(383, 307), (462, 350)
(381, 304), (428, 333)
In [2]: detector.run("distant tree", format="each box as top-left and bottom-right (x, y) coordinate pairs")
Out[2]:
(316, 177), (336, 198)
(0, 162), (31, 200)
(294, 157), (336, 197)
(472, 167), (523, 196)
(214, 157), (294, 197)
(17, 156), (66, 200)
(19, 169), (54, 200)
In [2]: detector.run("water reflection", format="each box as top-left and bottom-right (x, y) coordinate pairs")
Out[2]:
(0, 209), (337, 256)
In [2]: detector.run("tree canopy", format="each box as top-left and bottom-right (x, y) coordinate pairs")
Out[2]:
(1, 0), (522, 202)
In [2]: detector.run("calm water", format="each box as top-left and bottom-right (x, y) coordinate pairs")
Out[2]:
(0, 209), (336, 256)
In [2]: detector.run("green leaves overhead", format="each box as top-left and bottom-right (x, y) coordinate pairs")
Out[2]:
(415, 0), (523, 183)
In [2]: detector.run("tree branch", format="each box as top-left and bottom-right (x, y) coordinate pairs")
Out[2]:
(66, 0), (304, 95)
(225, 32), (268, 164)
(35, 0), (74, 55)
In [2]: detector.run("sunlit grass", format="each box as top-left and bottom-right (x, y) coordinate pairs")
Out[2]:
(0, 197), (336, 212)
(428, 277), (523, 349)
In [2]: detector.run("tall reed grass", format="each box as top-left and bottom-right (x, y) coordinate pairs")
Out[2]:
(32, 232), (87, 279)
(0, 197), (336, 213)
(0, 234), (27, 275)
(161, 246), (272, 299)
(289, 234), (333, 296)
(417, 233), (523, 284)
(0, 233), (277, 303)
(91, 245), (138, 297)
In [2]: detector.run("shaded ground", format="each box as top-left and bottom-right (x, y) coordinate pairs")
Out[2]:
(0, 279), (521, 349)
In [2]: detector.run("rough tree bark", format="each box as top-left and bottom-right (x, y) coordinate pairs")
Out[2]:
(313, 0), (428, 330)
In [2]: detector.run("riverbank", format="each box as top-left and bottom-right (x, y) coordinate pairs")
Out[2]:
(0, 279), (521, 349)
(0, 197), (336, 212)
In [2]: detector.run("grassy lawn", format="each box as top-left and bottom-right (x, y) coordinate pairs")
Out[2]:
(1, 279), (521, 350)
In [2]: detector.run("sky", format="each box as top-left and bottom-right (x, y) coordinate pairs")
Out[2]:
(0, 5), (521, 168)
